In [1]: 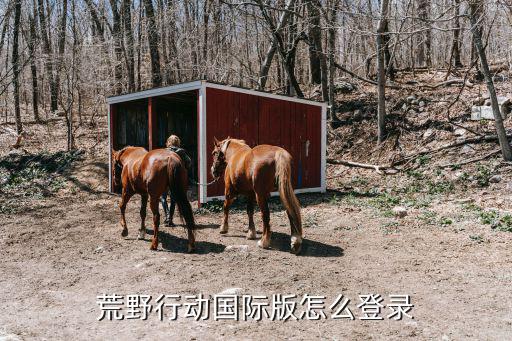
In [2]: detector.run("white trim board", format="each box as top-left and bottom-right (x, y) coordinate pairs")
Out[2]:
(106, 80), (203, 104)
(204, 187), (325, 203)
(106, 80), (327, 107)
(108, 106), (112, 193)
(198, 84), (208, 204)
(320, 105), (327, 193)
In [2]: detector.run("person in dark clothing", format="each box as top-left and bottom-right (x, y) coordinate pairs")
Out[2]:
(161, 135), (192, 227)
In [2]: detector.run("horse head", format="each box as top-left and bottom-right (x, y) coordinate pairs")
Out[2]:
(211, 137), (229, 180)
(112, 148), (127, 189)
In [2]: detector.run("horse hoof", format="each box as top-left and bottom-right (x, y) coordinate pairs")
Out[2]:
(246, 230), (257, 240)
(219, 228), (228, 234)
(290, 236), (302, 255)
(291, 243), (302, 255)
(257, 239), (270, 249)
(187, 245), (195, 253)
(137, 231), (145, 240)
(121, 228), (128, 237)
(150, 244), (157, 251)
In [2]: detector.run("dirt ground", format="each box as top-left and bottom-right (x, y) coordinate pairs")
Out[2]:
(1, 153), (512, 340)
(2, 73), (512, 339)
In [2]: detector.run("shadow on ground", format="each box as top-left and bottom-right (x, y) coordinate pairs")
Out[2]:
(145, 228), (226, 254)
(268, 232), (344, 257)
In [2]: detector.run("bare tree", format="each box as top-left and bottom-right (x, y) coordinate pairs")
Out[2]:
(142, 0), (162, 87)
(452, 0), (463, 68)
(109, 0), (123, 94)
(12, 0), (22, 134)
(37, 0), (58, 112)
(306, 0), (321, 85)
(416, 0), (432, 68)
(24, 7), (41, 122)
(327, 0), (340, 121)
(122, 0), (135, 91)
(376, 0), (390, 143)
(469, 0), (512, 161)
(255, 0), (304, 97)
(257, 0), (296, 90)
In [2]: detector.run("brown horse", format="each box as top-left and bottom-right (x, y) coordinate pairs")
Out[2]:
(211, 138), (303, 254)
(112, 146), (196, 252)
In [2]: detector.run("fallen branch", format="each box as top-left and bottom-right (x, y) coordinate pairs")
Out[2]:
(438, 149), (501, 168)
(333, 62), (403, 90)
(327, 158), (398, 175)
(420, 78), (473, 89)
(392, 134), (508, 167)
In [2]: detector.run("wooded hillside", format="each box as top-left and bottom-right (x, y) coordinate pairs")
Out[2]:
(1, 0), (512, 154)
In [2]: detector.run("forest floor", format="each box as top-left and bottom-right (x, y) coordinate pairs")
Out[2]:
(1, 72), (512, 340)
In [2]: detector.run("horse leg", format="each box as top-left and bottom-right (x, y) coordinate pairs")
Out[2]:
(256, 193), (271, 249)
(138, 194), (148, 240)
(287, 211), (302, 254)
(160, 191), (169, 225)
(186, 225), (196, 253)
(246, 194), (256, 240)
(168, 197), (176, 227)
(119, 190), (133, 237)
(219, 195), (235, 234)
(149, 196), (160, 250)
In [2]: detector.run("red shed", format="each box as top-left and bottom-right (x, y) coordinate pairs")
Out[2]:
(107, 80), (327, 205)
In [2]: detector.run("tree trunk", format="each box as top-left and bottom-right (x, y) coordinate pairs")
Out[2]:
(143, 0), (162, 87)
(376, 0), (390, 143)
(109, 0), (123, 94)
(306, 0), (321, 85)
(25, 12), (41, 122)
(12, 0), (22, 134)
(416, 0), (431, 68)
(452, 0), (462, 67)
(136, 3), (143, 91)
(121, 0), (135, 91)
(285, 5), (298, 96)
(255, 0), (303, 97)
(54, 0), (68, 103)
(84, 0), (105, 40)
(37, 0), (58, 112)
(382, 11), (395, 80)
(201, 0), (211, 79)
(327, 0), (339, 122)
(469, 1), (512, 160)
(258, 41), (277, 90)
(258, 0), (295, 90)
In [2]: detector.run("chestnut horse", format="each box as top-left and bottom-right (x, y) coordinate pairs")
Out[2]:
(211, 138), (303, 254)
(112, 146), (196, 252)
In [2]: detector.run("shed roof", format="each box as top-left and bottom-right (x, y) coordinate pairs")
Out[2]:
(106, 80), (327, 107)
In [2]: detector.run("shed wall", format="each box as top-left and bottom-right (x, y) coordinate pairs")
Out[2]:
(205, 87), (322, 198)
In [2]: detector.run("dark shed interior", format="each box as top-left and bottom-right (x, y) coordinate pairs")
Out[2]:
(112, 90), (198, 188)
(154, 91), (198, 182)
(114, 98), (149, 150)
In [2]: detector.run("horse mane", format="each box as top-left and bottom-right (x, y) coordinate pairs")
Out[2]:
(226, 138), (247, 147)
(113, 146), (131, 162)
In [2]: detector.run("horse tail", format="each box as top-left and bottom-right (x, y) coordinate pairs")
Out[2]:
(275, 149), (303, 239)
(168, 156), (196, 233)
